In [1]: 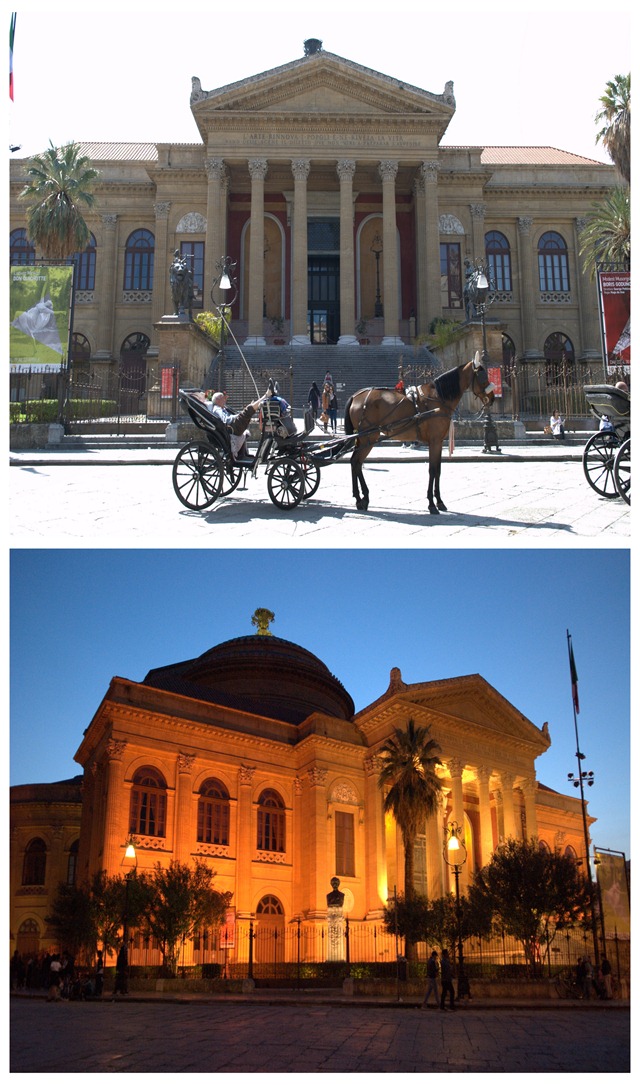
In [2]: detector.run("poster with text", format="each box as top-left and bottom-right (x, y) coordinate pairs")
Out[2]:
(595, 850), (630, 939)
(10, 264), (74, 367)
(598, 270), (630, 376)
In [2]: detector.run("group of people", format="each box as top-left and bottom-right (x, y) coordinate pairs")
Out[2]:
(195, 380), (297, 459)
(550, 380), (629, 441)
(576, 955), (614, 1000)
(307, 373), (338, 435)
(11, 947), (104, 1001)
(419, 948), (462, 1011)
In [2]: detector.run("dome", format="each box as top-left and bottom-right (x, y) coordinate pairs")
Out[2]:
(143, 634), (354, 725)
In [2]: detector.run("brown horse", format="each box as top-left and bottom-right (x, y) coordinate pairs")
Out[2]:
(344, 352), (495, 513)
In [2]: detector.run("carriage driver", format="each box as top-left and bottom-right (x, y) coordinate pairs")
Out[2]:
(198, 389), (267, 460)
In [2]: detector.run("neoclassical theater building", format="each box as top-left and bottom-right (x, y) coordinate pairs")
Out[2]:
(9, 39), (614, 389)
(10, 616), (590, 964)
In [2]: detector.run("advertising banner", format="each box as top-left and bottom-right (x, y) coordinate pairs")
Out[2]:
(595, 850), (630, 938)
(487, 367), (503, 397)
(597, 270), (630, 376)
(10, 264), (74, 367)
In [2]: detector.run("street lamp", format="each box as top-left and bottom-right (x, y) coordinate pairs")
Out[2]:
(119, 840), (137, 995)
(370, 234), (383, 318)
(211, 257), (238, 389)
(444, 821), (468, 997)
(466, 261), (493, 363)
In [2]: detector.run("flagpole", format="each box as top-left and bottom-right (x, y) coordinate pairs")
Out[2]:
(566, 630), (600, 970)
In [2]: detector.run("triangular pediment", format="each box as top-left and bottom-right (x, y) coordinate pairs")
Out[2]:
(355, 672), (550, 755)
(191, 51), (455, 137)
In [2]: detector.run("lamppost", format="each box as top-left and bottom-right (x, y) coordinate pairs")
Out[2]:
(567, 762), (600, 970)
(211, 257), (238, 390)
(120, 840), (137, 995)
(444, 821), (468, 997)
(371, 234), (383, 318)
(466, 261), (493, 363)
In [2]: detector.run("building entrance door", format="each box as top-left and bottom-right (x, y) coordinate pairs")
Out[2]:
(308, 256), (339, 344)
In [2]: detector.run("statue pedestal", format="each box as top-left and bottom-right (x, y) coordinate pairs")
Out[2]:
(153, 316), (215, 390)
(326, 908), (345, 961)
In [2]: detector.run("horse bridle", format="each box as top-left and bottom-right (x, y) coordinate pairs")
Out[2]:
(471, 358), (495, 404)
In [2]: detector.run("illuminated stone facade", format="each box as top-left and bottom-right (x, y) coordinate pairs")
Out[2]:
(10, 624), (590, 961)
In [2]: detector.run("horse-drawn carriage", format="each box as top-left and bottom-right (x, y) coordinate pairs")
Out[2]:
(172, 390), (327, 511)
(582, 384), (630, 505)
(172, 352), (496, 514)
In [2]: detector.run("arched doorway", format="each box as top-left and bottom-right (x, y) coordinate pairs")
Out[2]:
(119, 332), (150, 416)
(16, 918), (40, 958)
(254, 894), (285, 967)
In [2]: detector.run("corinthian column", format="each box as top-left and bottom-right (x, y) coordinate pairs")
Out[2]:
(174, 754), (195, 862)
(205, 158), (228, 307)
(419, 162), (441, 333)
(95, 213), (118, 359)
(291, 158), (311, 345)
(337, 158), (358, 345)
(477, 766), (495, 866)
(102, 739), (128, 874)
(152, 201), (171, 325)
(378, 160), (403, 344)
(235, 765), (255, 915)
(470, 203), (487, 264)
(245, 158), (268, 345)
(574, 215), (603, 361)
(517, 216), (539, 359)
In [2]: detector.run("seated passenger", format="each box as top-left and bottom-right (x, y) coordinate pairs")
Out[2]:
(197, 389), (265, 459)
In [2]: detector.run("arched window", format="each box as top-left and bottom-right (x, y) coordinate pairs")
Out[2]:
(74, 233), (96, 290)
(10, 228), (35, 265)
(124, 229), (154, 291)
(485, 231), (512, 292)
(197, 779), (230, 845)
(67, 840), (79, 885)
(257, 789), (286, 853)
(256, 894), (284, 915)
(17, 918), (40, 958)
(70, 333), (91, 366)
(538, 231), (570, 292)
(539, 839), (552, 854)
(129, 767), (167, 838)
(22, 838), (47, 885)
(544, 332), (575, 385)
(564, 844), (578, 862)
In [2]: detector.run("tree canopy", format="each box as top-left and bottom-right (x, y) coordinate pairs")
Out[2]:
(19, 141), (98, 260)
(595, 73), (630, 183)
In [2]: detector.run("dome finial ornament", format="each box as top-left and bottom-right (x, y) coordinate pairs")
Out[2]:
(251, 608), (275, 636)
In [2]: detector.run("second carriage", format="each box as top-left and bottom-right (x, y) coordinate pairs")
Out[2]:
(582, 384), (630, 505)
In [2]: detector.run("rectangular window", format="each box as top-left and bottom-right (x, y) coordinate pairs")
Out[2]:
(180, 241), (204, 309)
(440, 242), (463, 309)
(335, 811), (355, 877)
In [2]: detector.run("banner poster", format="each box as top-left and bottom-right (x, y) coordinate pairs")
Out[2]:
(597, 270), (630, 375)
(595, 850), (630, 939)
(10, 264), (74, 367)
(487, 367), (502, 397)
(219, 907), (236, 949)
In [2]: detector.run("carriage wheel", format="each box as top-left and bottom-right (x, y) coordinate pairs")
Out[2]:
(582, 431), (620, 498)
(298, 452), (321, 499)
(172, 442), (223, 510)
(267, 456), (306, 510)
(613, 437), (630, 505)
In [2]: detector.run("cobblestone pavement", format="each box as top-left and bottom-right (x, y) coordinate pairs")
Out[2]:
(8, 448), (630, 545)
(10, 998), (630, 1073)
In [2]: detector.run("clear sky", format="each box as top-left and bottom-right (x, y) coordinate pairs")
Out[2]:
(10, 548), (630, 859)
(8, 2), (632, 165)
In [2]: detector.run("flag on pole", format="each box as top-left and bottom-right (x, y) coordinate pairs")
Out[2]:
(10, 12), (16, 100)
(569, 637), (580, 715)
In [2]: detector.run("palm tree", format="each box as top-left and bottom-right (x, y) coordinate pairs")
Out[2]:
(378, 718), (442, 953)
(579, 187), (630, 278)
(19, 141), (98, 260)
(595, 74), (630, 183)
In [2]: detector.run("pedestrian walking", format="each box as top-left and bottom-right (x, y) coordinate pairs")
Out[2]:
(600, 957), (613, 999)
(420, 950), (440, 1008)
(307, 381), (321, 424)
(46, 954), (62, 1001)
(113, 943), (128, 996)
(440, 948), (455, 1011)
(328, 385), (338, 435)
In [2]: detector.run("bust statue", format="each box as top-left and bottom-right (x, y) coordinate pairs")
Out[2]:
(326, 876), (345, 909)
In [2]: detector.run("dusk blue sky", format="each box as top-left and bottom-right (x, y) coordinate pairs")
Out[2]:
(10, 548), (630, 859)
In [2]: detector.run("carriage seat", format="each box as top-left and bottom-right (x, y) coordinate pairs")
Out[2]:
(261, 397), (312, 442)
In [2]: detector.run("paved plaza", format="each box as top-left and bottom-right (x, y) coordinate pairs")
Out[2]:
(8, 445), (630, 546)
(10, 996), (630, 1073)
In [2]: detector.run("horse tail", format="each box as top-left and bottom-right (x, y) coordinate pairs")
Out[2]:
(344, 395), (355, 435)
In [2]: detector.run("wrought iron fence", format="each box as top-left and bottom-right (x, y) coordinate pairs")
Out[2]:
(126, 918), (630, 986)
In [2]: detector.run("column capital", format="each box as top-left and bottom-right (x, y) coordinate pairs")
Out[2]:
(238, 765), (256, 785)
(518, 215), (533, 235)
(291, 158), (310, 181)
(177, 752), (196, 773)
(205, 157), (227, 183)
(154, 201), (171, 220)
(378, 159), (399, 183)
(336, 158), (356, 182)
(470, 202), (487, 221)
(105, 738), (127, 760)
(447, 757), (464, 779)
(248, 157), (268, 181)
(101, 213), (118, 230)
(420, 161), (440, 183)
